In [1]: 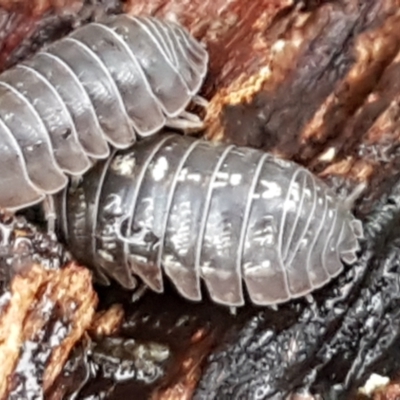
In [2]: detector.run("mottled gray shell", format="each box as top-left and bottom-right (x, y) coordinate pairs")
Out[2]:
(59, 133), (363, 307)
(0, 14), (208, 211)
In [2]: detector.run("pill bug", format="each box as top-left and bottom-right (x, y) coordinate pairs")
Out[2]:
(0, 14), (208, 212)
(57, 132), (364, 307)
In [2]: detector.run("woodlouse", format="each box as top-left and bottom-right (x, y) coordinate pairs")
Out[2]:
(58, 133), (364, 306)
(0, 14), (208, 212)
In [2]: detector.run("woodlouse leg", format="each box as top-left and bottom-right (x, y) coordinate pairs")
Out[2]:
(165, 114), (204, 134)
(181, 110), (203, 123)
(192, 95), (209, 108)
(351, 219), (364, 239)
(43, 195), (56, 235)
(70, 175), (83, 191)
(305, 294), (315, 304)
(343, 182), (367, 210)
(131, 282), (148, 303)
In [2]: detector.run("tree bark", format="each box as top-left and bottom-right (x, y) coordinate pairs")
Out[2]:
(1, 0), (400, 399)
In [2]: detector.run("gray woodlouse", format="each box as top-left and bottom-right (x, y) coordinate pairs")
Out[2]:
(0, 14), (208, 212)
(57, 133), (364, 307)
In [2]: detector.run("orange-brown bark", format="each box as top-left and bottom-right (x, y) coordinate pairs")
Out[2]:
(0, 1), (400, 399)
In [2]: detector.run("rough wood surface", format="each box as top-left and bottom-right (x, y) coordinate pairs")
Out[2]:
(372, 382), (400, 400)
(0, 213), (98, 399)
(1, 0), (400, 399)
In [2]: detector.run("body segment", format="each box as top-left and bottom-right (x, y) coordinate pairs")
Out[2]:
(59, 133), (363, 307)
(0, 15), (208, 211)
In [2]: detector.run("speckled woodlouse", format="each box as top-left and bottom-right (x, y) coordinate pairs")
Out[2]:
(0, 14), (208, 212)
(58, 133), (363, 307)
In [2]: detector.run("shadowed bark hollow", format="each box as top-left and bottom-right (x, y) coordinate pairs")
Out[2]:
(1, 0), (400, 399)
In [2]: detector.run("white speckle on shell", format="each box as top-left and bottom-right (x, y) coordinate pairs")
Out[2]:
(178, 167), (188, 181)
(112, 154), (136, 176)
(259, 180), (282, 199)
(169, 201), (192, 256)
(152, 156), (169, 181)
(229, 173), (242, 185)
(188, 173), (201, 182)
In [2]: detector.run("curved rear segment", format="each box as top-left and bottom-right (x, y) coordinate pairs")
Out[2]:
(279, 170), (316, 299)
(164, 20), (208, 94)
(337, 211), (364, 265)
(104, 15), (198, 117)
(139, 17), (208, 95)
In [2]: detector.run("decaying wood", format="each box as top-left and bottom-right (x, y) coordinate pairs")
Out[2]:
(88, 304), (125, 338)
(1, 0), (400, 399)
(152, 328), (218, 400)
(372, 382), (400, 400)
(0, 213), (98, 399)
(0, 0), (122, 70)
(0, 0), (82, 15)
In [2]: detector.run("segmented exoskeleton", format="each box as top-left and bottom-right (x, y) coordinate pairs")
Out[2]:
(0, 14), (208, 211)
(58, 133), (363, 306)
